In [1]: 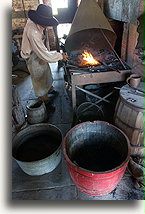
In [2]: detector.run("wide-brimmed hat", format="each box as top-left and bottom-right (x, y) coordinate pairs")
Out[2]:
(28, 4), (59, 26)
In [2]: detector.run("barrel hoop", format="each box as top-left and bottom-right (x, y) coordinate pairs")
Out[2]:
(115, 116), (144, 132)
(70, 165), (126, 180)
(78, 183), (117, 193)
(130, 144), (144, 149)
(120, 96), (144, 113)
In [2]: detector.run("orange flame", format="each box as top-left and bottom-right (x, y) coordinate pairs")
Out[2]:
(82, 50), (100, 66)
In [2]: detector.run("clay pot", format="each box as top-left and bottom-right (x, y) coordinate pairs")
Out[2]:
(26, 101), (48, 124)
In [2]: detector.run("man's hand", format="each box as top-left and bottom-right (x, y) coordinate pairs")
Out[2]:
(62, 53), (68, 61)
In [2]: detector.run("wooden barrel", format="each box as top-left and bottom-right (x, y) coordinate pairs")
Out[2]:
(114, 83), (144, 156)
(114, 83), (144, 190)
(63, 121), (130, 196)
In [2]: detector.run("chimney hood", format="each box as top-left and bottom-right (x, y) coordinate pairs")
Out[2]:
(65, 0), (117, 54)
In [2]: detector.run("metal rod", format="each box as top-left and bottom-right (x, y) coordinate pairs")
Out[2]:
(100, 61), (121, 73)
(66, 64), (80, 69)
(70, 69), (90, 74)
(100, 29), (127, 70)
(77, 91), (114, 114)
(75, 86), (110, 103)
(81, 103), (104, 117)
(95, 91), (114, 104)
(127, 91), (144, 97)
(80, 91), (113, 113)
(114, 86), (145, 94)
(128, 85), (145, 94)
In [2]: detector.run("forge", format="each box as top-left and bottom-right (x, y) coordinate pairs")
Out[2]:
(64, 0), (131, 109)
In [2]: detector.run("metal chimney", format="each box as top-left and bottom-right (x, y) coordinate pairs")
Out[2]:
(65, 0), (116, 54)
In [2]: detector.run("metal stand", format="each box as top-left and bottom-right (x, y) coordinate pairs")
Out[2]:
(68, 69), (131, 110)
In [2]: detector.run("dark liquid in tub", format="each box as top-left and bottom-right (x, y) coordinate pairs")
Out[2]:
(73, 144), (123, 172)
(15, 134), (60, 162)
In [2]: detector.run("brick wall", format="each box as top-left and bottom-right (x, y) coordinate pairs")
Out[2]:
(12, 0), (39, 30)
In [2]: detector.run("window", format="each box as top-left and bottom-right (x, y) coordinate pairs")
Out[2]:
(52, 0), (68, 15)
(57, 23), (71, 38)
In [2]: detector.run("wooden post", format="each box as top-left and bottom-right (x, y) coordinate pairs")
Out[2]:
(121, 23), (129, 61)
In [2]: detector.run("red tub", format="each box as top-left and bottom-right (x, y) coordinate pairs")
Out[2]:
(63, 121), (130, 196)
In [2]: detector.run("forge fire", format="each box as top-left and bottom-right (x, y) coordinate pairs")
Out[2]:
(81, 50), (100, 66)
(68, 49), (130, 71)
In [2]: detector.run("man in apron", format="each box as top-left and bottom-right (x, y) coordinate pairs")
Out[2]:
(21, 4), (68, 111)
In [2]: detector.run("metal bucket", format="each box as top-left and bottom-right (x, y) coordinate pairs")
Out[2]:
(26, 101), (48, 124)
(12, 124), (62, 176)
(76, 102), (104, 123)
(63, 121), (130, 196)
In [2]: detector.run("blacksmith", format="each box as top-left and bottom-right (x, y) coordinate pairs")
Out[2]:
(21, 4), (68, 111)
